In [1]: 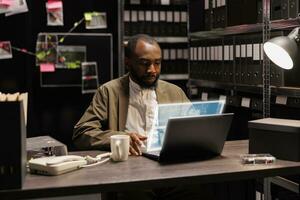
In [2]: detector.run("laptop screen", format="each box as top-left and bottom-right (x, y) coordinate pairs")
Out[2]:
(146, 100), (225, 151)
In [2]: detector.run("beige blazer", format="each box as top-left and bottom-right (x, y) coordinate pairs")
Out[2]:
(73, 74), (189, 150)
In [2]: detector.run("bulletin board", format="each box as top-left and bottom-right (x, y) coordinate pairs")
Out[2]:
(38, 32), (113, 87)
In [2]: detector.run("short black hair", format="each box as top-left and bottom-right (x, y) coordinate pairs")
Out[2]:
(125, 34), (159, 58)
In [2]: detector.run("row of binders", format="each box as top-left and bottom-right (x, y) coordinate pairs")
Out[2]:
(161, 47), (188, 74)
(203, 0), (258, 30)
(202, 0), (300, 30)
(124, 9), (187, 36)
(257, 0), (300, 23)
(189, 32), (286, 86)
(125, 0), (187, 5)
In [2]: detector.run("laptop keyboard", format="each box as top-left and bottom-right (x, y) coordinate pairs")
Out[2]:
(149, 151), (160, 156)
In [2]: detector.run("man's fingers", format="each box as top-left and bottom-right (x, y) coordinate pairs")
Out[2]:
(129, 146), (139, 156)
(131, 142), (142, 156)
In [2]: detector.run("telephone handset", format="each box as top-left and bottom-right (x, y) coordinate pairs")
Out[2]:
(29, 155), (87, 175)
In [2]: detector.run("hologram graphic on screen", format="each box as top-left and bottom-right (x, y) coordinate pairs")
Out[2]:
(146, 100), (225, 151)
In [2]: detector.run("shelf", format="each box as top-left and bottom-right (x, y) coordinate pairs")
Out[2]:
(188, 79), (235, 90)
(124, 36), (188, 43)
(190, 18), (300, 40)
(160, 74), (189, 80)
(188, 79), (300, 98)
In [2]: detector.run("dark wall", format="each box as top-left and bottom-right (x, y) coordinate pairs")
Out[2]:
(0, 0), (120, 150)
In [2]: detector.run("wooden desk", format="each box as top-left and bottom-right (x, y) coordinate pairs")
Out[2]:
(1, 140), (300, 199)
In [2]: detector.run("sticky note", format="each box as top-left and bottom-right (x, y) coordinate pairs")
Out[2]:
(40, 63), (55, 72)
(46, 1), (62, 10)
(241, 97), (251, 108)
(276, 96), (287, 105)
(84, 12), (92, 21)
(0, 0), (12, 6)
(36, 51), (47, 60)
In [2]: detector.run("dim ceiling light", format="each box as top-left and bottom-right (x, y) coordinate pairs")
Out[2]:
(263, 27), (300, 70)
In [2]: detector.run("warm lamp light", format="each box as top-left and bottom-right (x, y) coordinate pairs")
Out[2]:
(263, 27), (300, 70)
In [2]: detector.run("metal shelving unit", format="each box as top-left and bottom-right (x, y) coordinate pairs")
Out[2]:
(190, 18), (300, 40)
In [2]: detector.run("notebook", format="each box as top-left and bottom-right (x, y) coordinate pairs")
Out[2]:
(143, 113), (233, 162)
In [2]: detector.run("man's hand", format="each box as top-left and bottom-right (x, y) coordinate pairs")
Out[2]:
(127, 132), (147, 156)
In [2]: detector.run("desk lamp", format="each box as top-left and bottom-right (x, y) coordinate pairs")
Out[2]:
(249, 27), (300, 161)
(263, 27), (300, 69)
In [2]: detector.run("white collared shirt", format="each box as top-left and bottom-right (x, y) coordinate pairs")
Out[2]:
(125, 77), (158, 137)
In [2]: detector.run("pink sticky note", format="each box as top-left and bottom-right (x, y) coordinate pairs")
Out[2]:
(0, 0), (12, 6)
(46, 1), (62, 10)
(40, 63), (55, 72)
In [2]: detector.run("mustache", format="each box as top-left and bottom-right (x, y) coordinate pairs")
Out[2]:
(142, 74), (157, 78)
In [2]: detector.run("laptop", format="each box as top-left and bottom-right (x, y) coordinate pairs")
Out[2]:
(142, 101), (233, 162)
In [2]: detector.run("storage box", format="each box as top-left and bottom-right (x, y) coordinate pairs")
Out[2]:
(249, 118), (300, 161)
(0, 101), (26, 189)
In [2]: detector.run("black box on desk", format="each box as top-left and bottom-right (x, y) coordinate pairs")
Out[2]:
(0, 101), (26, 189)
(27, 135), (68, 159)
(249, 118), (300, 161)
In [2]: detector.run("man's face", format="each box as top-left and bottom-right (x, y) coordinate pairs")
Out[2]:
(127, 40), (162, 88)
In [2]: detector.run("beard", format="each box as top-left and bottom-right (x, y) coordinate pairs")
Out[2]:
(130, 70), (160, 89)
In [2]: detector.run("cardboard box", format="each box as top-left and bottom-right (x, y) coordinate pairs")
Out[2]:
(249, 118), (300, 161)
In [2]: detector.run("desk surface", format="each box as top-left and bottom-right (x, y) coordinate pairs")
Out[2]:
(1, 140), (300, 199)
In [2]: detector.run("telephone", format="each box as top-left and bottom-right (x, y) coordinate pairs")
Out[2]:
(28, 155), (87, 175)
(28, 153), (111, 176)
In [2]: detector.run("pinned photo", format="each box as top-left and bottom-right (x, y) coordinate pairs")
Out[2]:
(56, 45), (86, 69)
(85, 12), (107, 29)
(35, 34), (58, 65)
(5, 0), (28, 17)
(81, 62), (99, 94)
(0, 41), (13, 59)
(46, 0), (64, 26)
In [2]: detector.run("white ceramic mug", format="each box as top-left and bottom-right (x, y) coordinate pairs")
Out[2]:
(110, 135), (130, 161)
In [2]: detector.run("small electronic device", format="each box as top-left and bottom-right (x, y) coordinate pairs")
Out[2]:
(241, 154), (276, 164)
(28, 155), (87, 175)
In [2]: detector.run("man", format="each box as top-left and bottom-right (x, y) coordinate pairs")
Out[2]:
(73, 34), (189, 155)
(73, 34), (214, 200)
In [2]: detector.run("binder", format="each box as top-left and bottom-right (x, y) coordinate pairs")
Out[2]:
(288, 0), (299, 18)
(223, 37), (234, 83)
(190, 46), (196, 78)
(189, 0), (205, 32)
(240, 40), (247, 85)
(137, 10), (145, 35)
(252, 42), (262, 85)
(234, 36), (242, 84)
(180, 11), (187, 36)
(173, 11), (181, 36)
(166, 11), (173, 36)
(213, 0), (226, 28)
(145, 10), (152, 35)
(159, 11), (167, 36)
(131, 10), (138, 35)
(197, 46), (203, 79)
(201, 40), (209, 81)
(271, 0), (288, 20)
(227, 0), (258, 26)
(177, 48), (187, 74)
(170, 48), (177, 73)
(162, 48), (170, 74)
(124, 10), (131, 36)
(257, 0), (262, 23)
(204, 0), (211, 30)
(152, 10), (159, 36)
(245, 41), (254, 85)
(227, 0), (242, 26)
